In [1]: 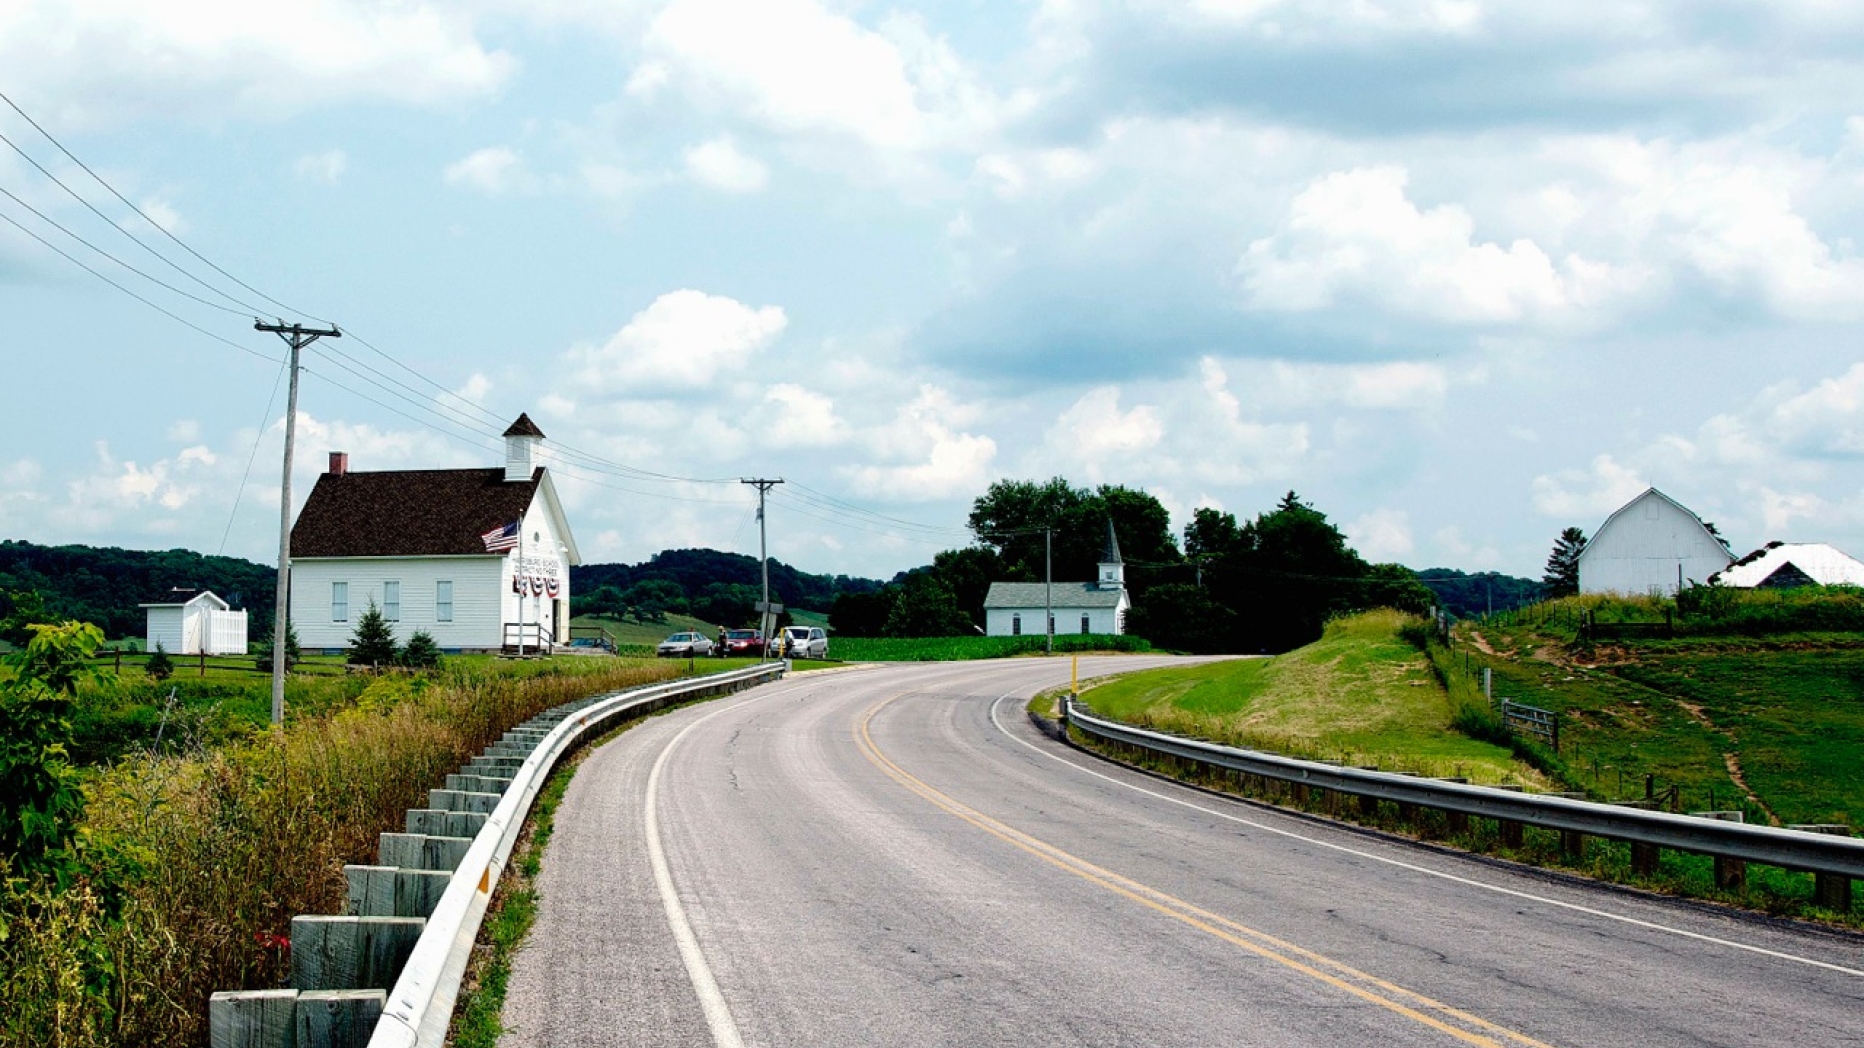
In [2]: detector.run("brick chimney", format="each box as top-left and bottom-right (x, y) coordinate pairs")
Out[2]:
(329, 452), (349, 477)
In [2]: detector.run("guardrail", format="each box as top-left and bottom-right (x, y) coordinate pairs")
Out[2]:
(1063, 698), (1861, 909)
(209, 662), (784, 1048)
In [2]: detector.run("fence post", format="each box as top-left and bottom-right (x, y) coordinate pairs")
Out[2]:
(1483, 667), (1492, 705)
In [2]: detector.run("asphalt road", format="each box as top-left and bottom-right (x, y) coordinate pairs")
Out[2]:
(499, 658), (1864, 1047)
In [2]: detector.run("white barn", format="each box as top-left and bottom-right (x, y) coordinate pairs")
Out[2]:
(984, 521), (1130, 637)
(139, 589), (248, 655)
(1578, 487), (1733, 597)
(288, 415), (581, 654)
(1711, 542), (1864, 589)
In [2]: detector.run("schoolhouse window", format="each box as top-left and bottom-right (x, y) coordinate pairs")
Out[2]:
(1012, 614), (1021, 636)
(1082, 614), (1091, 634)
(436, 581), (454, 623)
(383, 581), (401, 622)
(332, 582), (349, 623)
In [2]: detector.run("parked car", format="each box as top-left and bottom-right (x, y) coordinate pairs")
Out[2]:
(656, 631), (714, 658)
(768, 625), (828, 660)
(719, 629), (764, 657)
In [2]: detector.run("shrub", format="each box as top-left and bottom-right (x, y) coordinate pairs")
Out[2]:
(400, 631), (442, 669)
(145, 643), (174, 681)
(347, 600), (398, 667)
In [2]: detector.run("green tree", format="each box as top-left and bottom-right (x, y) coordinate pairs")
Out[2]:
(1126, 583), (1238, 654)
(928, 546), (1006, 628)
(255, 617), (300, 672)
(0, 620), (102, 874)
(1542, 527), (1587, 598)
(146, 641), (174, 681)
(884, 573), (972, 637)
(831, 590), (894, 637)
(0, 589), (46, 648)
(400, 630), (442, 669)
(968, 478), (1179, 591)
(348, 599), (399, 667)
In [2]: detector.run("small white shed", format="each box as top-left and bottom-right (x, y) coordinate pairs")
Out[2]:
(140, 589), (249, 655)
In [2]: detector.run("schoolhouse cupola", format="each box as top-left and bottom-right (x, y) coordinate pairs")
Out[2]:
(1098, 519), (1124, 591)
(504, 413), (545, 483)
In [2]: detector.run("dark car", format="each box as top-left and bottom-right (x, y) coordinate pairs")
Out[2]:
(719, 629), (764, 657)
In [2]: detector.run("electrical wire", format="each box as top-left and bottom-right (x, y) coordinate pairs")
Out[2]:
(0, 207), (280, 364)
(218, 359), (288, 555)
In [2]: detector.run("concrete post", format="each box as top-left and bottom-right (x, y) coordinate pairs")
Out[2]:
(209, 988), (296, 1048)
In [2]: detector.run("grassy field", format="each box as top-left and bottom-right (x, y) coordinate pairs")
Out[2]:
(832, 633), (1152, 662)
(1074, 610), (1541, 785)
(1459, 605), (1864, 826)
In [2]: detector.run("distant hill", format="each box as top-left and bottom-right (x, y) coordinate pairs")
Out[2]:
(0, 539), (276, 640)
(1415, 568), (1543, 618)
(570, 548), (882, 615)
(0, 539), (883, 642)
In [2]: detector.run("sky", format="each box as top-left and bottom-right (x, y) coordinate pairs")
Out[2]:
(2, 0), (1863, 583)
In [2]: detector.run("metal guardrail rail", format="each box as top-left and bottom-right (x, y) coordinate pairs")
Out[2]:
(365, 662), (785, 1048)
(1063, 698), (1864, 882)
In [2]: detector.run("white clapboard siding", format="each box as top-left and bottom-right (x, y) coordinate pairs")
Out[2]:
(145, 607), (185, 654)
(986, 604), (1126, 637)
(292, 557), (506, 651)
(1579, 488), (1734, 597)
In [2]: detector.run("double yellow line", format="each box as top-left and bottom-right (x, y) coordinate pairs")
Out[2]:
(854, 697), (1556, 1048)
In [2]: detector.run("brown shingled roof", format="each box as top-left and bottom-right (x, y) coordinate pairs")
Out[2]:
(503, 413), (546, 438)
(292, 467), (542, 558)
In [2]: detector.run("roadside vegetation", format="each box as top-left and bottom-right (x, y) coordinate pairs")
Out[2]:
(1067, 611), (1539, 785)
(0, 615), (714, 1048)
(1055, 596), (1862, 926)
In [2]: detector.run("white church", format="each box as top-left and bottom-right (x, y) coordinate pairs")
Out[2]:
(983, 521), (1131, 637)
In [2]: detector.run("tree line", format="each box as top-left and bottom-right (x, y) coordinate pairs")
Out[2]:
(0, 540), (276, 642)
(570, 547), (884, 627)
(832, 480), (1444, 654)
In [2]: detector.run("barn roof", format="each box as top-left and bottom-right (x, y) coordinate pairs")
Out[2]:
(1711, 542), (1864, 588)
(292, 467), (545, 558)
(1577, 487), (1729, 564)
(984, 581), (1126, 609)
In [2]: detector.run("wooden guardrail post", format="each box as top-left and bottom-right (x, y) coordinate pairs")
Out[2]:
(209, 989), (296, 1048)
(1791, 825), (1855, 911)
(1694, 812), (1746, 888)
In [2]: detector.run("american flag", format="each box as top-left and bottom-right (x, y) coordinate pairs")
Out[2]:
(481, 520), (520, 552)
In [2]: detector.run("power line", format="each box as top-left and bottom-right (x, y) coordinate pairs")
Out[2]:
(0, 87), (328, 325)
(0, 206), (279, 364)
(217, 358), (288, 556)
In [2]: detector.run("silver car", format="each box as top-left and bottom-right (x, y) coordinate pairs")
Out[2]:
(769, 625), (827, 659)
(656, 631), (715, 658)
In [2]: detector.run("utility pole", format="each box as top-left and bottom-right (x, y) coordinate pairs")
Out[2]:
(256, 319), (340, 727)
(742, 479), (783, 659)
(1045, 527), (1053, 656)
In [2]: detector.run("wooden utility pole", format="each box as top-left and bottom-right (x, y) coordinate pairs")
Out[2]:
(1045, 527), (1053, 656)
(256, 319), (340, 727)
(742, 479), (783, 659)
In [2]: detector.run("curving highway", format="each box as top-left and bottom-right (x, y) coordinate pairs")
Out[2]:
(498, 658), (1864, 1047)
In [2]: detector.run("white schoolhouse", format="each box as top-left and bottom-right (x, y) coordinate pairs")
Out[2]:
(289, 415), (580, 653)
(983, 521), (1131, 637)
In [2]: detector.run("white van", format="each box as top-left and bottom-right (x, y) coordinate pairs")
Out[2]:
(771, 625), (828, 659)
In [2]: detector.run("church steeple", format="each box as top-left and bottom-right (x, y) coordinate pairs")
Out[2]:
(1098, 519), (1124, 590)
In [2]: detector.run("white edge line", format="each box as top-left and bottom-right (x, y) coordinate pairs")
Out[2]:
(645, 700), (755, 1048)
(987, 692), (1864, 979)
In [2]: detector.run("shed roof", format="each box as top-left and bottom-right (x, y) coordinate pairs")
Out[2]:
(1711, 542), (1864, 588)
(138, 588), (229, 609)
(984, 581), (1125, 609)
(291, 467), (544, 558)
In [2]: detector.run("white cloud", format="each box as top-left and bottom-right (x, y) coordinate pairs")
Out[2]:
(1257, 360), (1450, 411)
(2, 458), (42, 488)
(1238, 166), (1619, 326)
(760, 384), (847, 447)
(684, 137), (769, 193)
(444, 147), (535, 195)
(2, 0), (514, 128)
(569, 289), (788, 394)
(1346, 508), (1414, 562)
(1044, 386), (1163, 483)
(166, 419), (201, 442)
(637, 0), (1010, 155)
(843, 385), (996, 500)
(296, 149), (349, 184)
(1530, 453), (1648, 518)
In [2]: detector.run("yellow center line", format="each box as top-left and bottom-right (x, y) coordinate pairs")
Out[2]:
(854, 696), (1560, 1048)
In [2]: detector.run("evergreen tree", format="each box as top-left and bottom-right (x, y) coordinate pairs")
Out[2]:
(1542, 527), (1587, 597)
(348, 599), (399, 667)
(400, 630), (442, 669)
(255, 617), (300, 672)
(145, 641), (174, 681)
